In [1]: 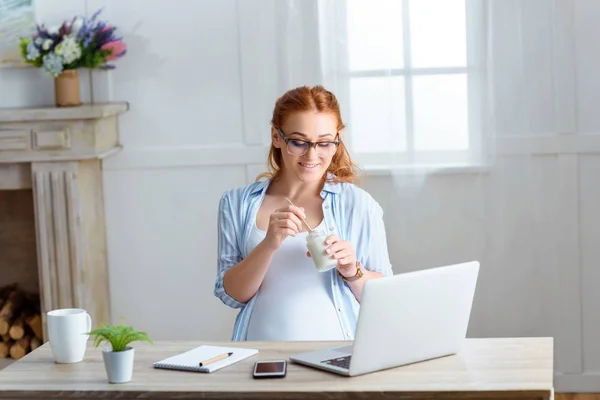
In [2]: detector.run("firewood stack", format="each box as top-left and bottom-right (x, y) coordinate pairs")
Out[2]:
(0, 283), (44, 360)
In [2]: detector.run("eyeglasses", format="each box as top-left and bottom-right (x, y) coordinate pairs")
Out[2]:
(277, 128), (340, 158)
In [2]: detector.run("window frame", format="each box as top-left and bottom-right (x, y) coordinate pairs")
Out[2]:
(342, 0), (489, 170)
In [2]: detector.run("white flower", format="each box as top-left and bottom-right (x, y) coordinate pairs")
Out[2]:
(71, 18), (83, 34)
(26, 42), (40, 60)
(42, 53), (64, 77)
(42, 39), (53, 51)
(54, 37), (82, 64)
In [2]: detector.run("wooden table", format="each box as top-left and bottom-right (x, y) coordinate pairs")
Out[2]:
(0, 338), (554, 399)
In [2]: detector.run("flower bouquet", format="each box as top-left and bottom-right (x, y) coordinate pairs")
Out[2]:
(18, 9), (126, 107)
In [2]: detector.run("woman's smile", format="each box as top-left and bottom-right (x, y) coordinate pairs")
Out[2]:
(298, 161), (321, 170)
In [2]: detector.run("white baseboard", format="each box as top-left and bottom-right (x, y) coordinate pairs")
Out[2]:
(555, 372), (600, 392)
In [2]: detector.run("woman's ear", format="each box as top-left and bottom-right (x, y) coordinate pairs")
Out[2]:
(272, 127), (282, 148)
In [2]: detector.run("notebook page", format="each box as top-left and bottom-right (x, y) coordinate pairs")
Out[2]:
(153, 345), (259, 373)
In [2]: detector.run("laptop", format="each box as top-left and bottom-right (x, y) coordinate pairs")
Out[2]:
(288, 260), (480, 376)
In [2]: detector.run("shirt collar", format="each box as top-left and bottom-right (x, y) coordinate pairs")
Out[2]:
(322, 172), (341, 194)
(250, 179), (270, 195)
(250, 172), (341, 195)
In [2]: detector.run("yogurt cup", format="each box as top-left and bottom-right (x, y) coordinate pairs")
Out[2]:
(306, 230), (338, 272)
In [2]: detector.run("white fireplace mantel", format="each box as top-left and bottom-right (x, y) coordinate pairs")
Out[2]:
(0, 102), (129, 339)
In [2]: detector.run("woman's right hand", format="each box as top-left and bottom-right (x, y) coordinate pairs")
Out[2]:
(263, 205), (305, 251)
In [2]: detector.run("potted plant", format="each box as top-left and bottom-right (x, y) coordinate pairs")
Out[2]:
(88, 321), (152, 384)
(18, 8), (127, 107)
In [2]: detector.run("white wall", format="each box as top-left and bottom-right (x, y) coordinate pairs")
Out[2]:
(1, 0), (599, 392)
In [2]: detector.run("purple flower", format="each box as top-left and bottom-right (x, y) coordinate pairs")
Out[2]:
(77, 7), (105, 48)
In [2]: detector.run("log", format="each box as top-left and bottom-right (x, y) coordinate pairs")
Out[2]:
(9, 337), (29, 360)
(0, 319), (8, 336)
(26, 314), (43, 341)
(0, 284), (19, 317)
(1, 333), (10, 342)
(29, 336), (42, 351)
(0, 341), (10, 358)
(0, 288), (25, 335)
(16, 336), (29, 349)
(0, 289), (26, 321)
(8, 317), (25, 340)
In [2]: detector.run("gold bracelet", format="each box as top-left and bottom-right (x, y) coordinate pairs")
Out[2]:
(338, 261), (364, 282)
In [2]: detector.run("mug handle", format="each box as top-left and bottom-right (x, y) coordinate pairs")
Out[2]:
(85, 313), (92, 338)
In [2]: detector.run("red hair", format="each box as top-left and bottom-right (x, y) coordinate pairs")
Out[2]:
(258, 85), (358, 183)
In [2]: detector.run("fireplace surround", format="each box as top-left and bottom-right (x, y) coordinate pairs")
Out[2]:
(0, 102), (128, 341)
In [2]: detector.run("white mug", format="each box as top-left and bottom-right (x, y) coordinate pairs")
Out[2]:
(47, 308), (92, 363)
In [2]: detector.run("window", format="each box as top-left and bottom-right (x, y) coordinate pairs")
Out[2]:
(343, 0), (484, 168)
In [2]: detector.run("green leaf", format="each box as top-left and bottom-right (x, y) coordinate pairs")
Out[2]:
(88, 319), (153, 352)
(18, 37), (42, 67)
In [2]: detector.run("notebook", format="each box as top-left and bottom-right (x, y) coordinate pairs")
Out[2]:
(153, 345), (259, 373)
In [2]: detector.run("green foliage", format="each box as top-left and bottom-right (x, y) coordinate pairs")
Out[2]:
(19, 38), (29, 59)
(19, 38), (42, 68)
(74, 46), (110, 69)
(88, 320), (153, 352)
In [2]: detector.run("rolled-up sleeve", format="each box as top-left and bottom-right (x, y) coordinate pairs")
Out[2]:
(214, 192), (246, 309)
(363, 202), (394, 277)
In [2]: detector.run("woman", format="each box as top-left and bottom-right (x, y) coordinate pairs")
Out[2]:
(214, 85), (393, 341)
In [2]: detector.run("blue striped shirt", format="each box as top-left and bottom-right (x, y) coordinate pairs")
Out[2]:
(214, 175), (394, 341)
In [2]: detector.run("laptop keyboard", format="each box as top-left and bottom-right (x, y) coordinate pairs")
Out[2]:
(322, 355), (351, 370)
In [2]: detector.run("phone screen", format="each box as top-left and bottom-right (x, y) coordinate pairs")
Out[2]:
(255, 361), (285, 373)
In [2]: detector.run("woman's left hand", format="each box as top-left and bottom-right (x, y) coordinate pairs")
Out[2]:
(324, 234), (358, 278)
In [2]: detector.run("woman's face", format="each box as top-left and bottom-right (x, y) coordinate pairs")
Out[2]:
(273, 111), (339, 184)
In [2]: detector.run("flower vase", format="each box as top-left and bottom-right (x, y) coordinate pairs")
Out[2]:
(54, 69), (82, 107)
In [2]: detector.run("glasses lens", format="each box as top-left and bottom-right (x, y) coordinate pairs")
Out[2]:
(287, 140), (308, 156)
(315, 143), (337, 157)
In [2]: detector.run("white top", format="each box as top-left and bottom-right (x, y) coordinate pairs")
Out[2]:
(245, 220), (346, 341)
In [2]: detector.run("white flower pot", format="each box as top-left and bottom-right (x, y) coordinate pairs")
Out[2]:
(102, 347), (134, 383)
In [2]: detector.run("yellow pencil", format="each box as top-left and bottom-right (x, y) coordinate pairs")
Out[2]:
(198, 352), (233, 367)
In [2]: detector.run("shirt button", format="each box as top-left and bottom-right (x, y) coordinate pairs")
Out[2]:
(324, 205), (329, 209)
(346, 333), (351, 338)
(329, 226), (335, 231)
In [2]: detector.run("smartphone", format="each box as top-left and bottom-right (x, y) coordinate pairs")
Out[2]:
(252, 359), (287, 379)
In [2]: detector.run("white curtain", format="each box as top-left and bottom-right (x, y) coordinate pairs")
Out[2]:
(238, 0), (581, 389)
